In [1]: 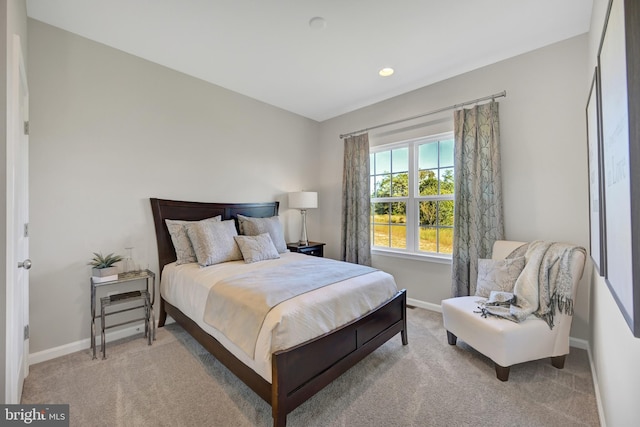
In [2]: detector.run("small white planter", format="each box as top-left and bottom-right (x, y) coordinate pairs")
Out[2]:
(92, 266), (118, 277)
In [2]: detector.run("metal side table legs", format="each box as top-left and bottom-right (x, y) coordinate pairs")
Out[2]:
(100, 290), (153, 359)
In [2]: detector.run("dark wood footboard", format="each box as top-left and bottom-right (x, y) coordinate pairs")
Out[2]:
(271, 289), (407, 426)
(159, 289), (407, 427)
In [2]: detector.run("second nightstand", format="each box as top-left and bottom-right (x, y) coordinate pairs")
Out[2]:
(287, 241), (325, 257)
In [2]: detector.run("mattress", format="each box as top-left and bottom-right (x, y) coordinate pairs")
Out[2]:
(160, 252), (398, 382)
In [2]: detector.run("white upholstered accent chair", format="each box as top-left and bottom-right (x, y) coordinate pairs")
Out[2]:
(441, 240), (586, 381)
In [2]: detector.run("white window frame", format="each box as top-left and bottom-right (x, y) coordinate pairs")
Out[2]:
(370, 131), (454, 263)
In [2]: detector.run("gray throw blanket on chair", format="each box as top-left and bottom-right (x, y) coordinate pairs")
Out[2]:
(481, 241), (585, 329)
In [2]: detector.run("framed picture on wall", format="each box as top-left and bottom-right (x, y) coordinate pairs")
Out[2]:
(586, 67), (606, 277)
(597, 0), (640, 338)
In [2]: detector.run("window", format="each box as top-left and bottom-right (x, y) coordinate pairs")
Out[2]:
(370, 132), (454, 257)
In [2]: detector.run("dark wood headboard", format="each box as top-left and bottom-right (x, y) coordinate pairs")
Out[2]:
(149, 198), (279, 273)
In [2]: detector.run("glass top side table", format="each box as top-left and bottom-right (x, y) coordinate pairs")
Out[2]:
(90, 269), (155, 359)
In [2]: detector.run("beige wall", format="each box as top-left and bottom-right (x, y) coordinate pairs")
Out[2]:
(318, 35), (591, 338)
(587, 0), (640, 425)
(27, 19), (320, 354)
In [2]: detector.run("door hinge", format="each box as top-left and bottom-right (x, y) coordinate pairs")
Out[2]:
(24, 325), (29, 340)
(23, 121), (29, 135)
(24, 223), (29, 238)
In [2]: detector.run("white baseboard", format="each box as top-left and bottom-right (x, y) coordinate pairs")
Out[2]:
(587, 345), (607, 427)
(407, 297), (441, 313)
(29, 322), (160, 365)
(569, 336), (588, 350)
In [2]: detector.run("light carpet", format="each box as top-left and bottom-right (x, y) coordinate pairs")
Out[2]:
(21, 307), (599, 426)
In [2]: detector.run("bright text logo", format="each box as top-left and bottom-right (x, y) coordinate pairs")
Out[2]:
(1, 405), (68, 426)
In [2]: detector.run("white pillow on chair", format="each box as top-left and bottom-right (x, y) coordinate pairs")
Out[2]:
(475, 257), (525, 298)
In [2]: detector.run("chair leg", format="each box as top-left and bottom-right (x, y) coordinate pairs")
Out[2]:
(495, 364), (510, 381)
(551, 355), (566, 369)
(446, 331), (457, 345)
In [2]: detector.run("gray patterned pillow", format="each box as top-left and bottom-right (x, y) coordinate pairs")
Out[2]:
(165, 216), (221, 265)
(475, 257), (526, 298)
(186, 219), (243, 267)
(234, 233), (280, 263)
(237, 215), (287, 253)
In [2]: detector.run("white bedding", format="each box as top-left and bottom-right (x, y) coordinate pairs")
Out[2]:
(161, 252), (398, 382)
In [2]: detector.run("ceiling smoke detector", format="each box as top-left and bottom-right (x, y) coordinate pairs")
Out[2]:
(309, 17), (327, 30)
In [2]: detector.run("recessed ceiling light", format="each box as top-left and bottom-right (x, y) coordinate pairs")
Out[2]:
(379, 67), (394, 77)
(309, 17), (327, 30)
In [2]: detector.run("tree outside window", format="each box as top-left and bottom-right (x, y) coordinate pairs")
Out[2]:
(370, 133), (454, 256)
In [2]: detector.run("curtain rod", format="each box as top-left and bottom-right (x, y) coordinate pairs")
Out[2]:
(339, 90), (506, 139)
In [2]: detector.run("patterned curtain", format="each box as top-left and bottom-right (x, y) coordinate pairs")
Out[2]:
(341, 133), (372, 266)
(451, 101), (504, 296)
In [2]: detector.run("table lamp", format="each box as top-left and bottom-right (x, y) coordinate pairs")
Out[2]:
(288, 191), (318, 246)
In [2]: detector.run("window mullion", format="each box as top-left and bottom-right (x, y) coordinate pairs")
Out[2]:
(406, 142), (416, 252)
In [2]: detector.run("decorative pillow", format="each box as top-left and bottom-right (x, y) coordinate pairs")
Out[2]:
(237, 215), (288, 253)
(234, 233), (280, 263)
(475, 257), (526, 298)
(186, 219), (243, 267)
(165, 216), (221, 265)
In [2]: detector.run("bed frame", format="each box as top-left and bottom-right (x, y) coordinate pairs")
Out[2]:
(149, 198), (408, 427)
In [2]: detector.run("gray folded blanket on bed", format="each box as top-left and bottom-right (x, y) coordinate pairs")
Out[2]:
(203, 257), (376, 358)
(480, 241), (585, 329)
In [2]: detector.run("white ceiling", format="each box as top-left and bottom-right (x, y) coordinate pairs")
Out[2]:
(26, 0), (593, 122)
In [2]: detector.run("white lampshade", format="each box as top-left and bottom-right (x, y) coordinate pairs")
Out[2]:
(288, 191), (318, 209)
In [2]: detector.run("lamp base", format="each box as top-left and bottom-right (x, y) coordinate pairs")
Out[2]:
(299, 209), (309, 247)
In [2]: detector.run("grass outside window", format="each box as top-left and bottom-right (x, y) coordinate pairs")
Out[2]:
(370, 132), (454, 257)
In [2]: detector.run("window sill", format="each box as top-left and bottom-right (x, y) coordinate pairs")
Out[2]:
(371, 248), (452, 264)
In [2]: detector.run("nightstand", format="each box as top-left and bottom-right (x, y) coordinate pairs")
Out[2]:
(90, 269), (155, 359)
(287, 242), (325, 257)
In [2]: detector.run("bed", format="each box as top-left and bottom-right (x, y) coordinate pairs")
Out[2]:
(149, 198), (408, 427)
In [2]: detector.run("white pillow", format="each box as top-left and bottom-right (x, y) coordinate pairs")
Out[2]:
(234, 233), (280, 263)
(187, 219), (242, 267)
(475, 257), (526, 298)
(165, 216), (221, 265)
(237, 215), (288, 253)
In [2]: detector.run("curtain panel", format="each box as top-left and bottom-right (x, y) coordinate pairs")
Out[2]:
(341, 133), (372, 266)
(451, 101), (504, 296)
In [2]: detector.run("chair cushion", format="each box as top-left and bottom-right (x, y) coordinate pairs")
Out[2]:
(441, 296), (571, 367)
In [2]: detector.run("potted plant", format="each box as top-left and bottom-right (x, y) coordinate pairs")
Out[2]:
(88, 252), (123, 278)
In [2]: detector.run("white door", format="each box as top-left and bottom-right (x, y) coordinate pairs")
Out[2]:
(6, 35), (29, 404)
